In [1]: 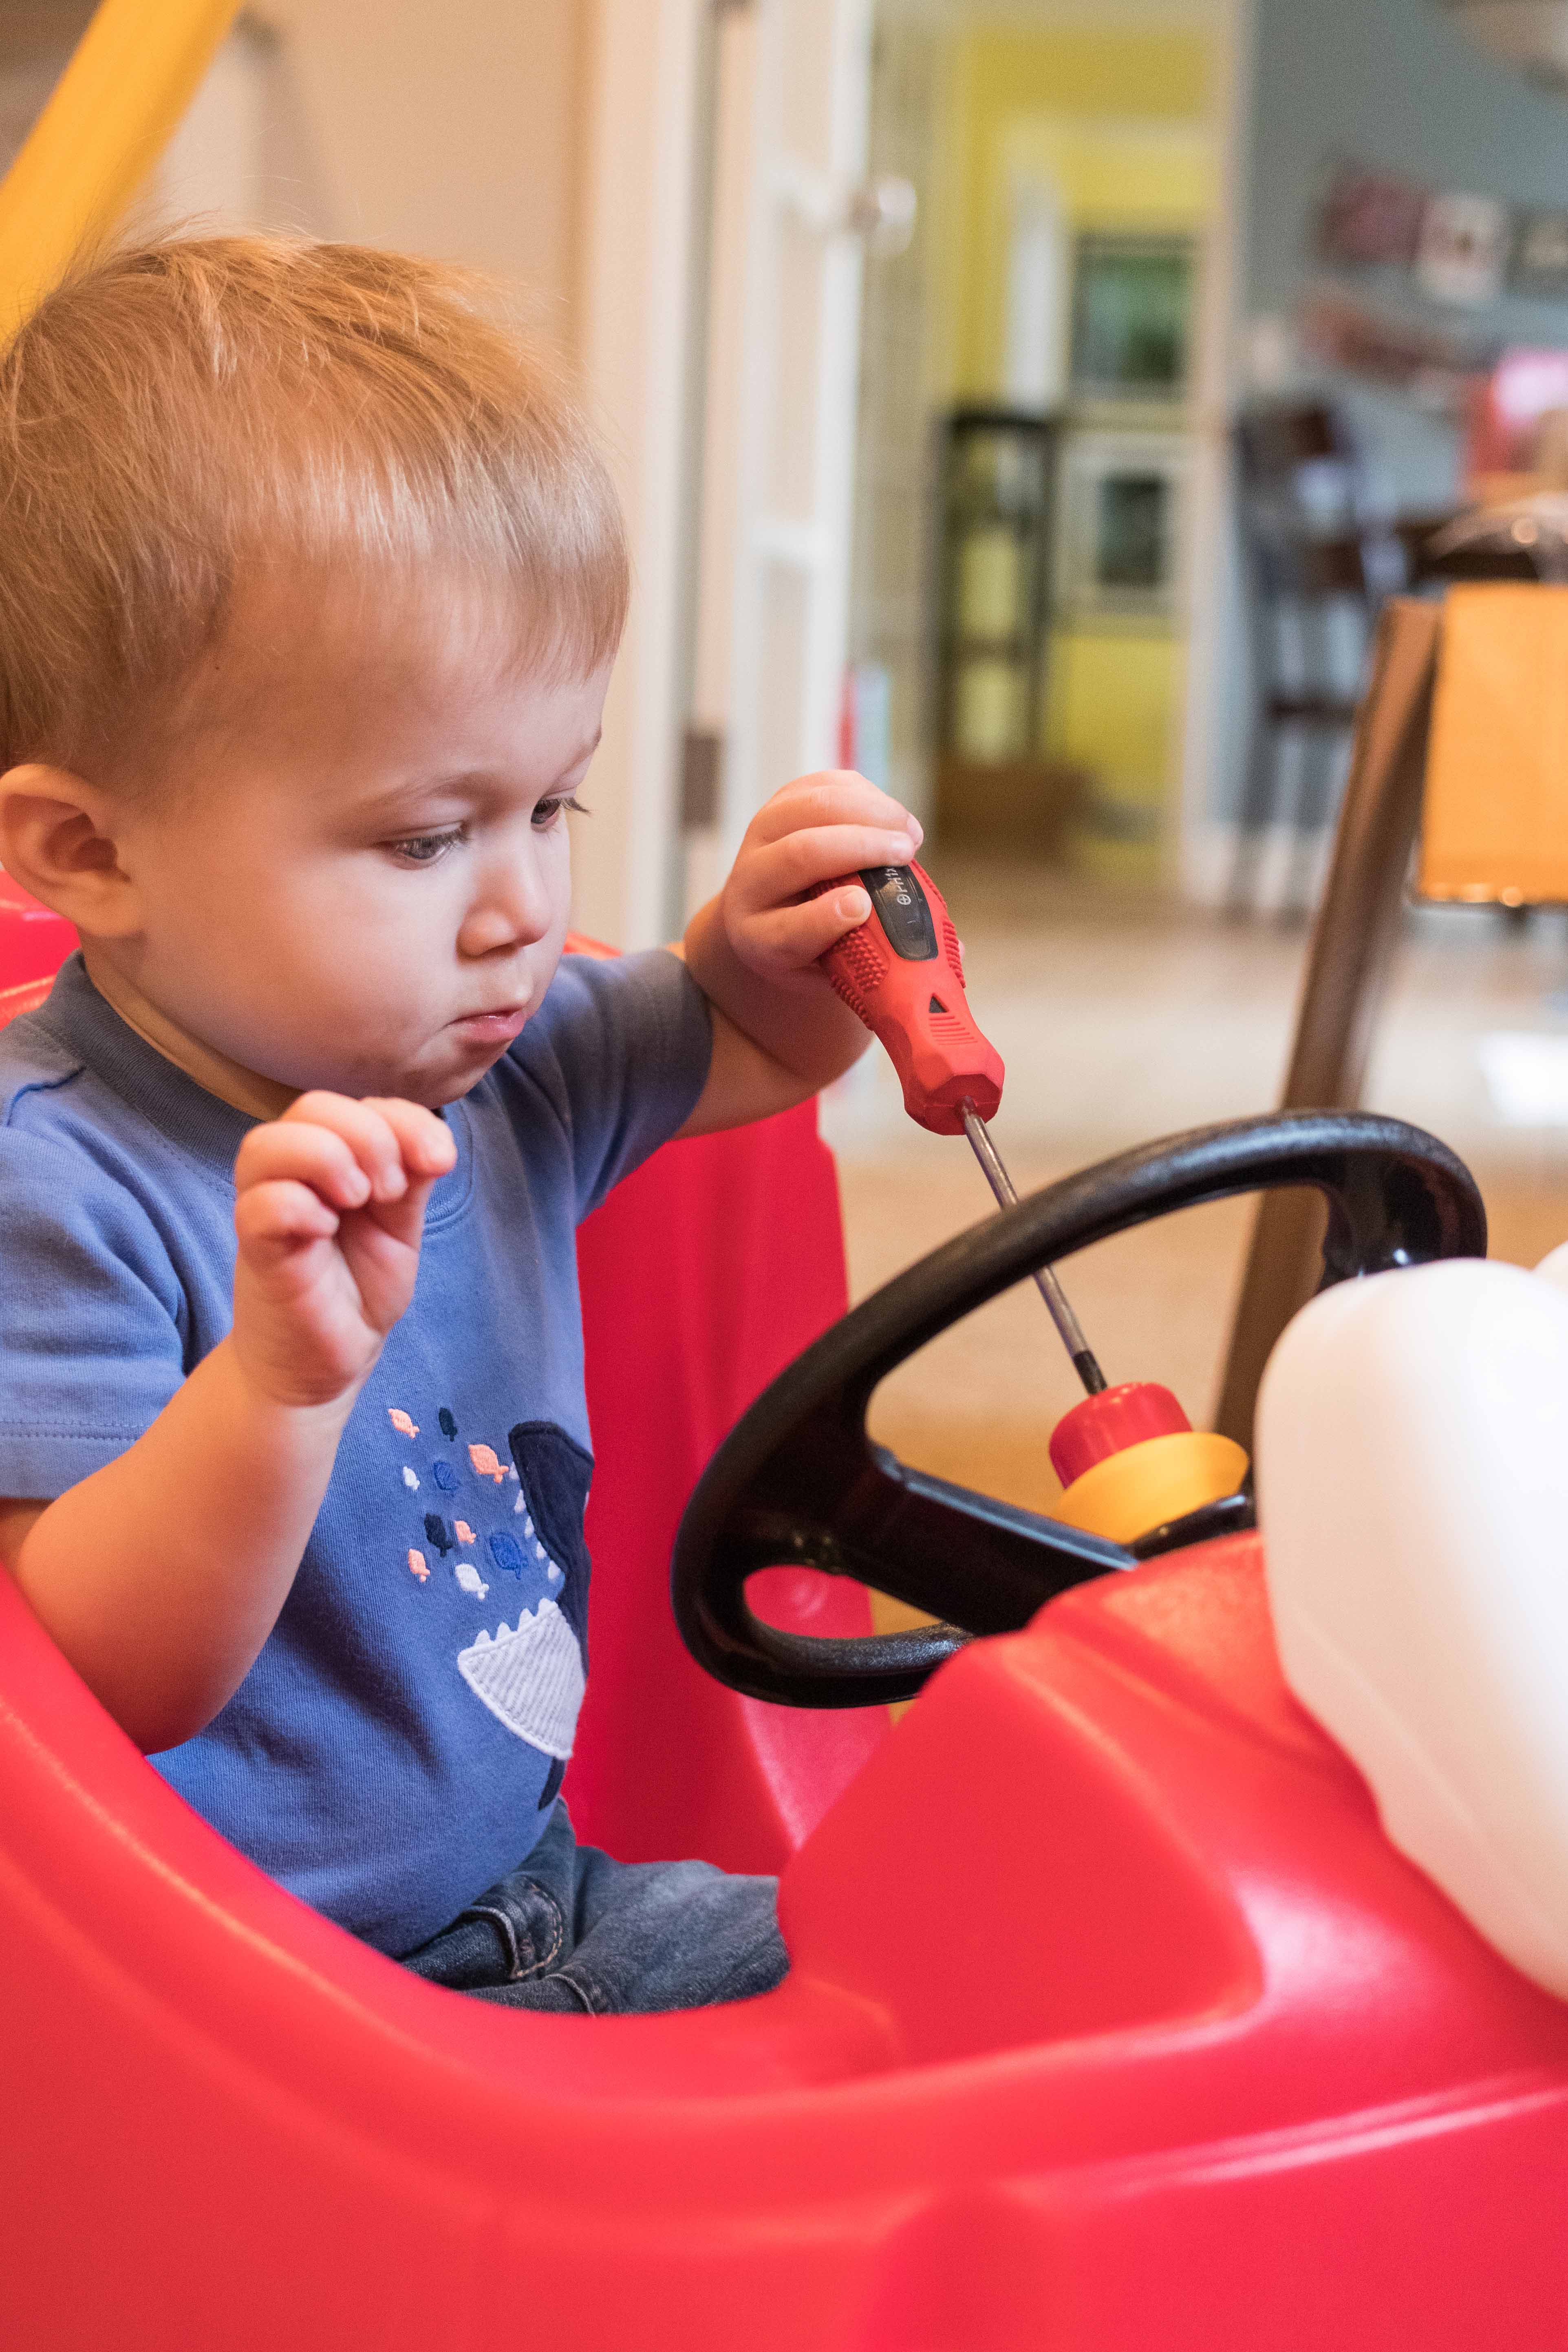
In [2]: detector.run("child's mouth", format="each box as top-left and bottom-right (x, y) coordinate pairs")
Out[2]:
(451, 1005), (529, 1047)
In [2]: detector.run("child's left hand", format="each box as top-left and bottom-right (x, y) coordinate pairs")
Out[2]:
(718, 771), (923, 987)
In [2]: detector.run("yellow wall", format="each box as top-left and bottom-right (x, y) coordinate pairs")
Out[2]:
(934, 25), (1216, 403)
(930, 20), (1216, 877)
(1047, 631), (1184, 875)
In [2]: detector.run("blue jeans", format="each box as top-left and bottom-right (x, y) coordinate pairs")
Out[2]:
(397, 1801), (789, 2013)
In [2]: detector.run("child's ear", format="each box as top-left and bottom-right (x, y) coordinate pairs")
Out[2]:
(0, 764), (142, 938)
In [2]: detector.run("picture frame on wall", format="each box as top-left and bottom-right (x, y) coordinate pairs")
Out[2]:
(1318, 164), (1427, 270)
(1068, 233), (1196, 408)
(1414, 191), (1511, 308)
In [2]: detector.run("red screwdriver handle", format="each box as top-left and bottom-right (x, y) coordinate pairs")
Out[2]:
(814, 861), (1004, 1135)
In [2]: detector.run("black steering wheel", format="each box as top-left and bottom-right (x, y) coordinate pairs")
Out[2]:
(671, 1110), (1485, 1709)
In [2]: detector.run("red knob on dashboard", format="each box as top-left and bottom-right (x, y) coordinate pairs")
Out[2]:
(1050, 1381), (1191, 1487)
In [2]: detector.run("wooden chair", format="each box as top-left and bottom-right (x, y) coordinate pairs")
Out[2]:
(1215, 596), (1442, 1448)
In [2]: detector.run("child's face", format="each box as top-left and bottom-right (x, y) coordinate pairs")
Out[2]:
(100, 572), (608, 1111)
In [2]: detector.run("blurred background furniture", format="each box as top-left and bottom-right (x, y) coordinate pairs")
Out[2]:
(1229, 401), (1411, 918)
(933, 406), (1079, 849)
(1217, 596), (1441, 1446)
(1217, 576), (1568, 1450)
(1399, 351), (1568, 590)
(1415, 495), (1568, 585)
(1231, 371), (1568, 931)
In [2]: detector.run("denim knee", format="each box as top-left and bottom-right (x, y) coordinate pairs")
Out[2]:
(396, 1802), (788, 2014)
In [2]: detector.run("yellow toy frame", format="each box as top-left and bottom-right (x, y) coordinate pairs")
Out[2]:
(0, 0), (240, 339)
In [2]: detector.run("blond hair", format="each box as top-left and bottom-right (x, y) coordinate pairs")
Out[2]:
(0, 234), (629, 773)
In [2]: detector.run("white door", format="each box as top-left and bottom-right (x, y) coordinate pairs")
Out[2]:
(690, 0), (878, 886)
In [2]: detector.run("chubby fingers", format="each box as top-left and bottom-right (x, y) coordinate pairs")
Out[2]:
(234, 1092), (455, 1214)
(737, 882), (893, 977)
(754, 881), (878, 968)
(734, 814), (923, 913)
(232, 1176), (344, 1270)
(738, 772), (923, 908)
(750, 769), (920, 847)
(352, 1097), (458, 1195)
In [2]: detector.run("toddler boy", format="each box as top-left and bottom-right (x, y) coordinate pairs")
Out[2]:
(0, 236), (920, 2011)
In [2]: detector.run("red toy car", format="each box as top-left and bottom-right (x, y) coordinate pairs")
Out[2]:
(2, 884), (1566, 2351)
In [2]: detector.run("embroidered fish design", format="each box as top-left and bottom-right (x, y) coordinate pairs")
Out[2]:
(488, 1532), (525, 1577)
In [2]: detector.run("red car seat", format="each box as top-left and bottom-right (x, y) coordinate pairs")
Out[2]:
(0, 868), (76, 1016)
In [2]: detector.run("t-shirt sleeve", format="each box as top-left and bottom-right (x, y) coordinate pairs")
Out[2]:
(0, 1133), (189, 1498)
(510, 948), (713, 1221)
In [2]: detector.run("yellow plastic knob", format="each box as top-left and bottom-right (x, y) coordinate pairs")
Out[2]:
(1052, 1429), (1249, 1547)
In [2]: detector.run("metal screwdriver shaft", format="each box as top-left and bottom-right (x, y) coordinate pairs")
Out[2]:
(960, 1099), (1108, 1397)
(814, 858), (1109, 1399)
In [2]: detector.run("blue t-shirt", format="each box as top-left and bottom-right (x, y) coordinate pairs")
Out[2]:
(0, 949), (711, 1954)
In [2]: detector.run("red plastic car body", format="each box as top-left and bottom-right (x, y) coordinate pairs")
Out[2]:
(2, 884), (1566, 2350)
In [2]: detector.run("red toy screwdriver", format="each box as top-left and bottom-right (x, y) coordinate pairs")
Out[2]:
(816, 860), (1108, 1397)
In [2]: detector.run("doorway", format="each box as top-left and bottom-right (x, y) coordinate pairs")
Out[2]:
(846, 4), (1229, 885)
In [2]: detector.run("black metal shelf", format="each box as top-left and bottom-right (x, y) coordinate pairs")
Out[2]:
(934, 407), (1061, 771)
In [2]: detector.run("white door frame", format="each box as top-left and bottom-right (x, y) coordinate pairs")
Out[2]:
(1175, 0), (1257, 904)
(575, 0), (877, 947)
(572, 0), (708, 950)
(718, 0), (874, 863)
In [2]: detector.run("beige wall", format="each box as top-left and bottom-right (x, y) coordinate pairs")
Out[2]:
(258, 0), (589, 351)
(9, 0), (593, 360)
(202, 0), (701, 949)
(90, 0), (692, 948)
(152, 0), (698, 947)
(570, 0), (706, 948)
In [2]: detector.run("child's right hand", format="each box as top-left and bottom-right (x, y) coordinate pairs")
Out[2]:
(231, 1093), (456, 1411)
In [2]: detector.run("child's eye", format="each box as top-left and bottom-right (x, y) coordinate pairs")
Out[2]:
(532, 792), (586, 831)
(388, 825), (466, 866)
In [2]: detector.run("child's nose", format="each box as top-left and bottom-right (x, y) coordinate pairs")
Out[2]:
(458, 856), (553, 958)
